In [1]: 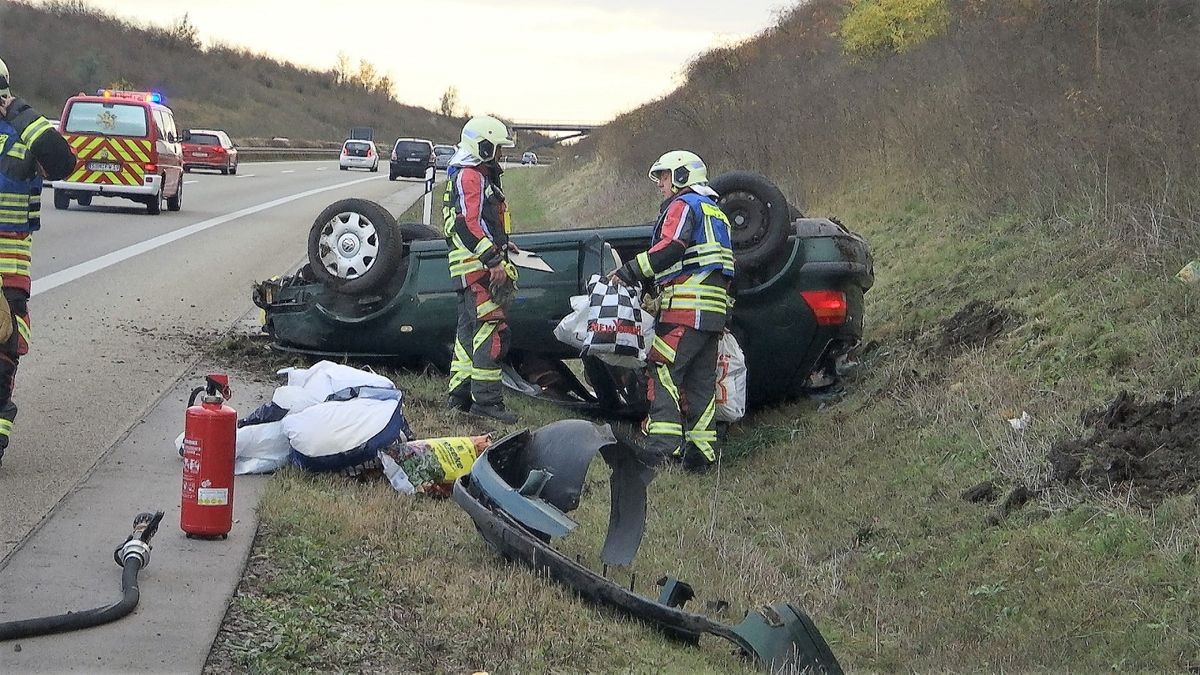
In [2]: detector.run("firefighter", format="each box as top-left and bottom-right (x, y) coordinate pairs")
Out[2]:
(0, 57), (76, 467)
(611, 150), (735, 472)
(442, 115), (520, 424)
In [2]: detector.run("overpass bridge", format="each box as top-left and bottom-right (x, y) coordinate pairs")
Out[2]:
(508, 120), (603, 150)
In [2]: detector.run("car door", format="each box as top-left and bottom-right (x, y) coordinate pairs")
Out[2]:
(153, 110), (184, 195)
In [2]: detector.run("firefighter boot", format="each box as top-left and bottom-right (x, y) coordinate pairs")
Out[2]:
(446, 394), (471, 413)
(469, 402), (518, 424)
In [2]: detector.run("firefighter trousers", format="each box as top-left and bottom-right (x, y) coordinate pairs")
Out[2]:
(0, 289), (30, 459)
(448, 278), (511, 408)
(645, 324), (720, 464)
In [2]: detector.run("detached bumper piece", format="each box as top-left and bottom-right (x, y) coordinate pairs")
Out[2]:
(452, 420), (842, 674)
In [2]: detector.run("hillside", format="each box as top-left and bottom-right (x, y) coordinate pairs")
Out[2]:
(0, 0), (463, 144)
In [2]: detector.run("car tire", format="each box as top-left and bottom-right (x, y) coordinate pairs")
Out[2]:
(710, 171), (791, 272)
(339, 166), (348, 171)
(167, 180), (183, 212)
(77, 194), (92, 207)
(307, 198), (400, 294)
(53, 190), (70, 210)
(389, 173), (397, 181)
(220, 165), (229, 175)
(399, 222), (442, 242)
(371, 164), (379, 173)
(230, 164), (238, 175)
(146, 186), (162, 215)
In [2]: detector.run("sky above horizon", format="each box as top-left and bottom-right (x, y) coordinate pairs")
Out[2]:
(71, 0), (794, 122)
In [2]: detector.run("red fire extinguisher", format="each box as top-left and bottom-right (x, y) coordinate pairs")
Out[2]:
(180, 374), (236, 539)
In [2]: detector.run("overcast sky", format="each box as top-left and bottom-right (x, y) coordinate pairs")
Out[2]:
(69, 0), (793, 121)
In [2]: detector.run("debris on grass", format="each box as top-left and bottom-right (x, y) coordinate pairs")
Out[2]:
(1047, 390), (1200, 505)
(961, 480), (996, 503)
(935, 300), (1019, 354)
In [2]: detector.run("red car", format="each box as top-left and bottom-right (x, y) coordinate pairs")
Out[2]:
(182, 129), (239, 175)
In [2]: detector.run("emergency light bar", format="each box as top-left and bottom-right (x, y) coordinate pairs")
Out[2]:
(96, 89), (165, 104)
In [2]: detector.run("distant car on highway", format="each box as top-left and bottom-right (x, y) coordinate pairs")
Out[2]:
(182, 129), (239, 175)
(521, 151), (538, 165)
(340, 139), (379, 172)
(389, 138), (433, 180)
(433, 144), (455, 171)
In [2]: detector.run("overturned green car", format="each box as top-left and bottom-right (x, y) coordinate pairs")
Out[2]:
(254, 172), (874, 413)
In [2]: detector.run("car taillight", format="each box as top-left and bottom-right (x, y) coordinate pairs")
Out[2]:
(341, 148), (348, 155)
(366, 147), (374, 157)
(800, 290), (847, 326)
(145, 163), (158, 173)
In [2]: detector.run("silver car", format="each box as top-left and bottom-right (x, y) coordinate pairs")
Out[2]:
(339, 140), (379, 172)
(433, 144), (456, 170)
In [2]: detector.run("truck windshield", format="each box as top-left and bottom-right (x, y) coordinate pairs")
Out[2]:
(64, 102), (148, 137)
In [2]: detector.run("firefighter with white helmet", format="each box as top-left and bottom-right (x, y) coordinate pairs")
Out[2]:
(441, 115), (520, 423)
(612, 150), (735, 472)
(0, 56), (76, 467)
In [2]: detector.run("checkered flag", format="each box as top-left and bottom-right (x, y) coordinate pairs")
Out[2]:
(582, 274), (649, 367)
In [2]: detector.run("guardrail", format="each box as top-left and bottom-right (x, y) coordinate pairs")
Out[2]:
(235, 147), (341, 162)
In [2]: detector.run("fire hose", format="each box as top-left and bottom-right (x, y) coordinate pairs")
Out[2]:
(0, 511), (164, 641)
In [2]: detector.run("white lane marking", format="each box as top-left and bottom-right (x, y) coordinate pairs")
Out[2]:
(280, 170), (295, 174)
(32, 175), (387, 297)
(234, 173), (256, 179)
(183, 180), (198, 185)
(316, 167), (327, 171)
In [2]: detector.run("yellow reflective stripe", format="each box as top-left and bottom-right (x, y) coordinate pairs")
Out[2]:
(120, 170), (139, 186)
(20, 117), (53, 145)
(472, 321), (497, 352)
(69, 136), (89, 150)
(652, 336), (677, 364)
(67, 167), (88, 181)
(14, 315), (29, 344)
(0, 193), (29, 206)
(0, 263), (31, 275)
(82, 136), (105, 156)
(5, 143), (27, 160)
(472, 367), (502, 382)
(0, 238), (32, 252)
(656, 363), (680, 402)
(636, 252), (654, 278)
(472, 238), (495, 256)
(108, 140), (136, 163)
(0, 214), (27, 225)
(647, 421), (683, 436)
(0, 418), (12, 437)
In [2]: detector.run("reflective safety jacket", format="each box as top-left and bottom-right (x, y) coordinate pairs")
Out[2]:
(0, 99), (74, 292)
(442, 161), (510, 282)
(617, 188), (735, 332)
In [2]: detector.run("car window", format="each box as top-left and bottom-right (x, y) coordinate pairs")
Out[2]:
(189, 133), (221, 146)
(396, 141), (432, 155)
(346, 141), (371, 151)
(434, 146), (455, 156)
(64, 102), (148, 137)
(217, 132), (232, 147)
(160, 110), (177, 140)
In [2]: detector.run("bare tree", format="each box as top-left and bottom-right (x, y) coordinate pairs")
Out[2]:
(439, 86), (461, 117)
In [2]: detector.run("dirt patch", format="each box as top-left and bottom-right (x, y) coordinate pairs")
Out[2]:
(1048, 390), (1200, 505)
(935, 300), (1018, 354)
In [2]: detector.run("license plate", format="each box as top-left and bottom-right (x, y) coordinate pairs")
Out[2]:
(87, 161), (121, 173)
(193, 152), (209, 158)
(406, 158), (420, 162)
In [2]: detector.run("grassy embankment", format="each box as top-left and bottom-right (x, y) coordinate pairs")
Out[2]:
(208, 0), (1200, 670)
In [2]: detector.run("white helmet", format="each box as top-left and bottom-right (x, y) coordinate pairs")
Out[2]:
(460, 115), (515, 161)
(0, 57), (9, 97)
(648, 150), (708, 190)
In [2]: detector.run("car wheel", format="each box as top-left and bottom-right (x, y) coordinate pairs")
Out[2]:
(307, 198), (401, 294)
(146, 185), (163, 215)
(340, 165), (348, 171)
(220, 164), (229, 175)
(53, 190), (70, 210)
(230, 163), (238, 175)
(77, 194), (92, 207)
(710, 171), (791, 272)
(389, 173), (397, 181)
(167, 179), (183, 212)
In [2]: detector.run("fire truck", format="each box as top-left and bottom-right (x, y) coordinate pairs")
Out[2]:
(48, 89), (185, 215)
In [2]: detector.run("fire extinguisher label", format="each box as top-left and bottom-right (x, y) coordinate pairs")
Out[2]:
(197, 487), (229, 506)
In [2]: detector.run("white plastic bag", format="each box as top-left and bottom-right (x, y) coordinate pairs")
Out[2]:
(553, 294), (590, 352)
(715, 331), (747, 423)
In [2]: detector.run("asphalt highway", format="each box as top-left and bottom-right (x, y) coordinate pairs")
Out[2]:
(0, 160), (430, 560)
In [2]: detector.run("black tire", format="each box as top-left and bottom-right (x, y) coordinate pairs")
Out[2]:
(710, 171), (791, 272)
(220, 165), (229, 175)
(230, 164), (238, 175)
(53, 190), (70, 210)
(399, 222), (442, 242)
(167, 180), (183, 212)
(339, 166), (348, 171)
(77, 194), (92, 207)
(307, 198), (400, 294)
(146, 187), (162, 215)
(389, 173), (398, 181)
